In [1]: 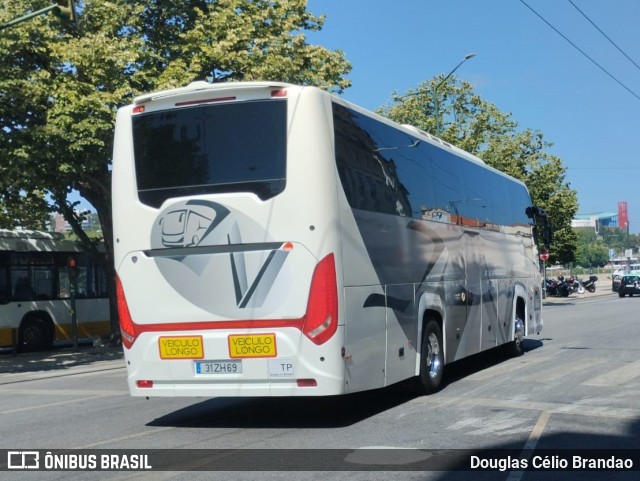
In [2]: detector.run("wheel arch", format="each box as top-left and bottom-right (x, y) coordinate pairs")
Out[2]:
(512, 283), (528, 335)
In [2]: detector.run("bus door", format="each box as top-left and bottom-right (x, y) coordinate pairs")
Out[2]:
(458, 229), (484, 359)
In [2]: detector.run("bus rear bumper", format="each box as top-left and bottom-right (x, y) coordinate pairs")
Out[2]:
(123, 328), (346, 397)
(127, 377), (345, 397)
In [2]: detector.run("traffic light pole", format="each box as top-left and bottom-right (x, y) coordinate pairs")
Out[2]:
(69, 258), (78, 350)
(0, 5), (58, 31)
(0, 1), (76, 31)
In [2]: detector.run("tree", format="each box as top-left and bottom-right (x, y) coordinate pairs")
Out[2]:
(0, 0), (351, 338)
(574, 229), (608, 267)
(379, 76), (578, 264)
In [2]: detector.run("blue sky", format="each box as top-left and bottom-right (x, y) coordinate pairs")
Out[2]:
(306, 0), (640, 233)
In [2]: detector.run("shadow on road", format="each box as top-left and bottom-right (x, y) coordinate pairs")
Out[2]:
(149, 341), (543, 429)
(0, 343), (123, 374)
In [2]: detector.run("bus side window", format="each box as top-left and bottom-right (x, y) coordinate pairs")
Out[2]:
(58, 268), (71, 299)
(33, 267), (54, 300)
(13, 276), (34, 301)
(76, 267), (89, 298)
(0, 267), (9, 304)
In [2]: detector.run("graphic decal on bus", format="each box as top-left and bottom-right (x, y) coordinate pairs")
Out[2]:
(158, 200), (231, 248)
(150, 200), (291, 316)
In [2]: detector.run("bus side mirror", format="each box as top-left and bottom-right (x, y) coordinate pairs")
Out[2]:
(526, 205), (552, 249)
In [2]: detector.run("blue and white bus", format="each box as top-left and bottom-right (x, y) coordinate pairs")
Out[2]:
(112, 81), (549, 397)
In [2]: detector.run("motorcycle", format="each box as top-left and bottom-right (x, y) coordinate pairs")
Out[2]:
(581, 275), (598, 293)
(545, 276), (570, 297)
(567, 276), (585, 294)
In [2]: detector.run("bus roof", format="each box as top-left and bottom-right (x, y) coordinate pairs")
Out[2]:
(133, 80), (293, 105)
(0, 229), (83, 253)
(131, 80), (525, 190)
(0, 229), (65, 240)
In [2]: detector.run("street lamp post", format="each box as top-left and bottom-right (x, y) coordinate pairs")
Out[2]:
(434, 53), (476, 135)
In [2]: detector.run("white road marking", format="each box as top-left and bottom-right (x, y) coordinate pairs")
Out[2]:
(520, 358), (605, 383)
(506, 411), (551, 481)
(582, 359), (640, 386)
(465, 355), (553, 381)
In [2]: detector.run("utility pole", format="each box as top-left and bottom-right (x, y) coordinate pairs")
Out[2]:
(434, 53), (476, 135)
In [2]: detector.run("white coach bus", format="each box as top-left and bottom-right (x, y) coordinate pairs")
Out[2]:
(112, 81), (550, 397)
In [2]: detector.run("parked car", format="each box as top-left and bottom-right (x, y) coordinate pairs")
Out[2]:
(612, 273), (622, 292)
(618, 274), (640, 297)
(613, 265), (640, 291)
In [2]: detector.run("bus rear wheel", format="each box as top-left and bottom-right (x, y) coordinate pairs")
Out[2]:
(506, 313), (525, 357)
(18, 316), (53, 352)
(416, 319), (444, 394)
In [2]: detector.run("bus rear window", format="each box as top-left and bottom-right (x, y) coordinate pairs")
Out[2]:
(132, 99), (287, 208)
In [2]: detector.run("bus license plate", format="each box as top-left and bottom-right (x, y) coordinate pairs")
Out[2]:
(195, 360), (242, 375)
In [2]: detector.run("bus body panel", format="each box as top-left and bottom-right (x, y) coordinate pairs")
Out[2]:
(338, 206), (540, 386)
(0, 299), (110, 346)
(332, 96), (542, 389)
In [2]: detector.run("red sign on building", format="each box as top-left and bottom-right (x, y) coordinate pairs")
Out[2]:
(618, 202), (628, 229)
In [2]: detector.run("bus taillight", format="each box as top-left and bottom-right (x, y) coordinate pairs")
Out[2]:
(302, 254), (338, 345)
(115, 275), (137, 349)
(296, 379), (317, 387)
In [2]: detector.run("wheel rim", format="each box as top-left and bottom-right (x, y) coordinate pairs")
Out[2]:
(426, 332), (441, 379)
(514, 317), (524, 347)
(23, 324), (43, 346)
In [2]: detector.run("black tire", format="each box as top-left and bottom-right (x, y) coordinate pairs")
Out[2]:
(619, 291), (625, 298)
(416, 319), (444, 394)
(18, 316), (53, 352)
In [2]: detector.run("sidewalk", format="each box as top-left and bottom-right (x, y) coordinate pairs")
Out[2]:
(0, 342), (125, 376)
(543, 287), (614, 303)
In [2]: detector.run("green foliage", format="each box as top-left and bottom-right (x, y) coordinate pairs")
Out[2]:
(598, 228), (640, 254)
(0, 0), (351, 233)
(1, 0), (351, 337)
(575, 240), (610, 268)
(574, 227), (640, 266)
(379, 76), (579, 264)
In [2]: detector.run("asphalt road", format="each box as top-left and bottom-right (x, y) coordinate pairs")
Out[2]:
(1, 290), (638, 481)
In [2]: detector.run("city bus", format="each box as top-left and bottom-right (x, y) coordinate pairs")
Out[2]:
(0, 229), (110, 350)
(112, 81), (550, 397)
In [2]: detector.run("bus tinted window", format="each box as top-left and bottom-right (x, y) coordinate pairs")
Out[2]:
(509, 182), (534, 226)
(394, 144), (436, 219)
(333, 105), (413, 216)
(428, 146), (466, 222)
(133, 99), (287, 208)
(333, 102), (532, 229)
